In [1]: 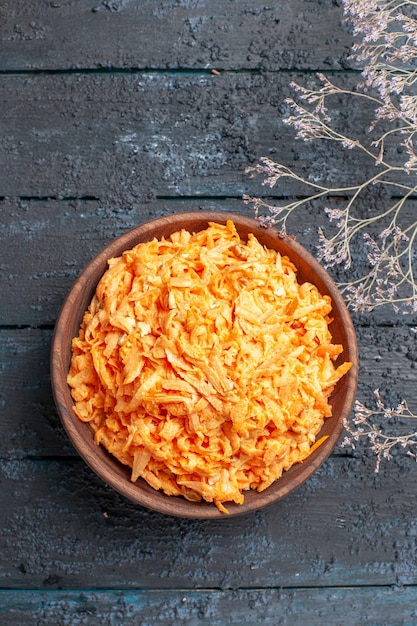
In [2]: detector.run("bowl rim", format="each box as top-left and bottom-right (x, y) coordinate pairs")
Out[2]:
(51, 211), (358, 518)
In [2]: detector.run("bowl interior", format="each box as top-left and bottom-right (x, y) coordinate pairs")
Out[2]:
(51, 211), (358, 518)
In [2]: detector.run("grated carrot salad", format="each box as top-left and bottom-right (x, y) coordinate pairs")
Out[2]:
(68, 220), (351, 513)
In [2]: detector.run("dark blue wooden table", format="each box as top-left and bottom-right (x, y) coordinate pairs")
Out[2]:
(1, 2), (417, 624)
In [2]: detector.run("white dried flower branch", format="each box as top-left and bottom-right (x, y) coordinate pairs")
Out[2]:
(341, 389), (417, 472)
(245, 0), (417, 314)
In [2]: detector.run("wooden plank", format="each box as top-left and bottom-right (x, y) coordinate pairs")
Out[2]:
(2, 323), (417, 459)
(2, 197), (416, 327)
(1, 587), (417, 626)
(0, 0), (353, 72)
(0, 328), (73, 459)
(0, 72), (397, 200)
(1, 451), (417, 590)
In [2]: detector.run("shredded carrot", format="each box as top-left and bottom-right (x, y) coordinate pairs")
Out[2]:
(68, 220), (351, 512)
(305, 435), (329, 457)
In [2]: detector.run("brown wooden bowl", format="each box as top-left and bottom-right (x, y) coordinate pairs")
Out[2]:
(51, 211), (358, 518)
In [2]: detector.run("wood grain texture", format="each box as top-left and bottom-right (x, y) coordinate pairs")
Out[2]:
(0, 72), (399, 200)
(0, 0), (353, 72)
(1, 452), (417, 589)
(1, 587), (417, 626)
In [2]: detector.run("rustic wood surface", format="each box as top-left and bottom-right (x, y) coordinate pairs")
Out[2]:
(1, 1), (417, 624)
